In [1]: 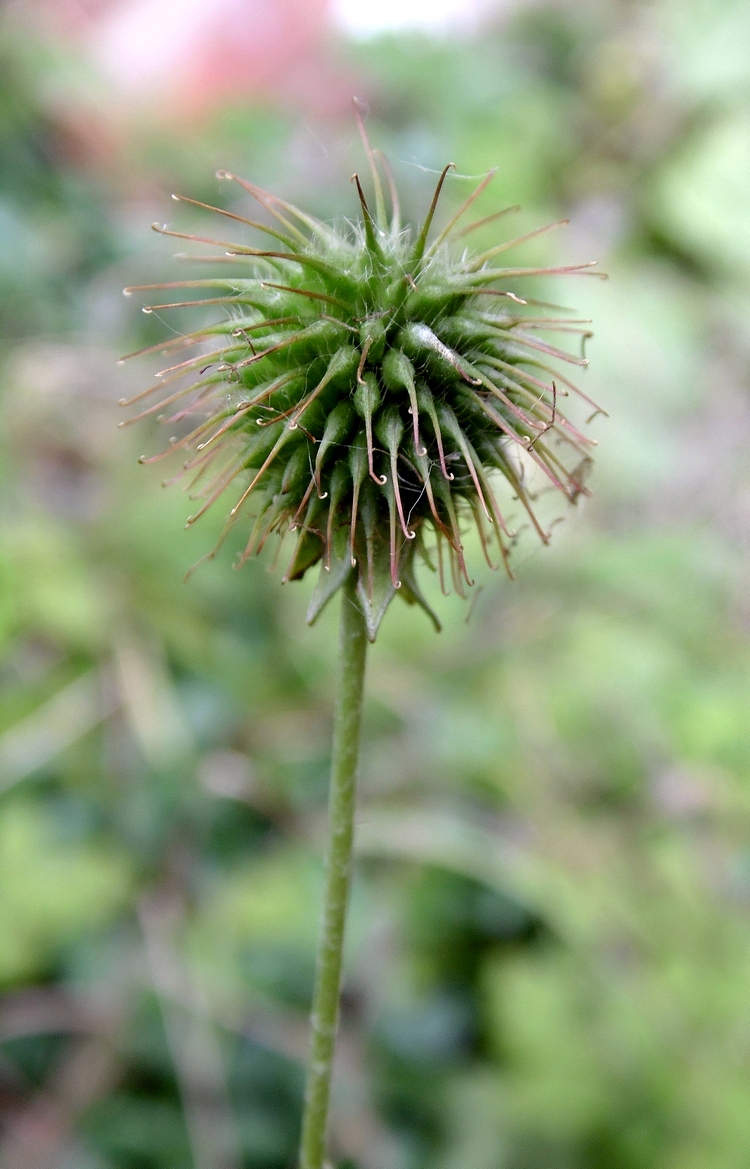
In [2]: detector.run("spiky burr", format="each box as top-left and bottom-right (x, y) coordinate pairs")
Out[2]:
(121, 115), (604, 639)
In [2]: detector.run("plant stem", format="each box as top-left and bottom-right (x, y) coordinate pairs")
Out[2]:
(299, 577), (368, 1169)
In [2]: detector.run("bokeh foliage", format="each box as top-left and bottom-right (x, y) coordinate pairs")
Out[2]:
(1, 2), (750, 1167)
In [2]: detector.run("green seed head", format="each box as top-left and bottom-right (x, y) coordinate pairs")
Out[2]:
(121, 117), (604, 640)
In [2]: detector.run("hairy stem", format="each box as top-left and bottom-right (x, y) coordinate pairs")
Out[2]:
(299, 576), (368, 1169)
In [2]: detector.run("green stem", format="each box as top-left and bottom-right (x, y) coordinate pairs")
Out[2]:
(299, 577), (368, 1169)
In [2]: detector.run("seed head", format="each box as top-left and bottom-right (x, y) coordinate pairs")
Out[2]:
(121, 115), (605, 639)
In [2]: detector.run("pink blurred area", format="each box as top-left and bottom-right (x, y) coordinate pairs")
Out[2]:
(20, 0), (352, 123)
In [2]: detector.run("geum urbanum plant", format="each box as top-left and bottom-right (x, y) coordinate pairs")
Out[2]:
(120, 111), (604, 1169)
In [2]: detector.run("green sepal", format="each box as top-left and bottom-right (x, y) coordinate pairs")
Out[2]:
(324, 344), (361, 385)
(306, 521), (353, 626)
(280, 442), (312, 494)
(286, 530), (324, 581)
(353, 370), (381, 419)
(398, 322), (477, 383)
(315, 401), (355, 480)
(375, 406), (404, 455)
(360, 317), (386, 362)
(381, 348), (414, 393)
(435, 315), (496, 348)
(242, 420), (286, 466)
(355, 535), (396, 643)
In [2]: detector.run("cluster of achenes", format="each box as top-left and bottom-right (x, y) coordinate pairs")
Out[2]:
(122, 124), (603, 639)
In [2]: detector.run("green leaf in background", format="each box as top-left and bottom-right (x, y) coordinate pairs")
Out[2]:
(0, 801), (131, 984)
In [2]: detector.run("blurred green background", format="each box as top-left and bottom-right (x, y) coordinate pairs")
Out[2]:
(1, 1), (750, 1166)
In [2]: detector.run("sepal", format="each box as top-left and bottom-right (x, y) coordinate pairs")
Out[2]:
(306, 523), (353, 625)
(355, 535), (396, 642)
